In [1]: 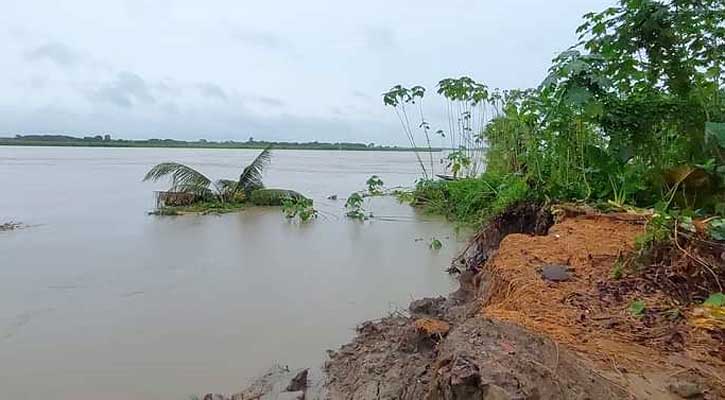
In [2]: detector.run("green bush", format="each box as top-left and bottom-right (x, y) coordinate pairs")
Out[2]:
(413, 173), (531, 226)
(249, 189), (308, 206)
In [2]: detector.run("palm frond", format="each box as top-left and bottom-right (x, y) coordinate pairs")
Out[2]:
(238, 146), (273, 193)
(215, 179), (239, 200)
(143, 162), (212, 196)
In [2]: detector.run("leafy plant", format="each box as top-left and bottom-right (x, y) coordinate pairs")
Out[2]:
(143, 146), (273, 203)
(345, 192), (370, 220)
(237, 146), (272, 194)
(282, 196), (317, 222)
(366, 175), (384, 195)
(446, 151), (471, 179)
(383, 85), (435, 179)
(704, 293), (725, 307)
(629, 299), (646, 317)
(610, 260), (624, 280)
(708, 218), (725, 241)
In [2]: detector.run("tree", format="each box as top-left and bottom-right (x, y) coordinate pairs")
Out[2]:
(143, 146), (272, 202)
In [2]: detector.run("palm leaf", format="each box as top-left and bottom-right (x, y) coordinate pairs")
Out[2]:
(143, 162), (212, 196)
(238, 146), (273, 193)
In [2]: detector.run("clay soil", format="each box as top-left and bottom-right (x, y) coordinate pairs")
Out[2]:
(325, 205), (725, 399)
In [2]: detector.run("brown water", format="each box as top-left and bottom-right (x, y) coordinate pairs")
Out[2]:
(0, 147), (465, 400)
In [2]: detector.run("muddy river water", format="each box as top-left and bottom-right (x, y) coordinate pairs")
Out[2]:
(0, 147), (465, 399)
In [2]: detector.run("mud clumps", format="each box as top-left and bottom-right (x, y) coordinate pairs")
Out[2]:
(325, 303), (629, 399)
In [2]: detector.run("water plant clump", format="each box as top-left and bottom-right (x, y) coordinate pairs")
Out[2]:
(345, 193), (371, 220)
(282, 196), (318, 222)
(366, 175), (384, 195)
(143, 146), (310, 215)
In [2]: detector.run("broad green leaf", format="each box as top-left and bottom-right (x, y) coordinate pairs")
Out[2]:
(565, 86), (592, 106)
(705, 122), (725, 148)
(703, 293), (725, 307)
(708, 218), (725, 241)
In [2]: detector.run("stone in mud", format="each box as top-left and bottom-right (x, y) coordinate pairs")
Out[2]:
(409, 296), (447, 317)
(668, 381), (703, 398)
(539, 264), (571, 282)
(286, 369), (308, 392)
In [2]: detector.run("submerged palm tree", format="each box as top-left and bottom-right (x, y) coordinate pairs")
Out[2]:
(143, 146), (272, 202)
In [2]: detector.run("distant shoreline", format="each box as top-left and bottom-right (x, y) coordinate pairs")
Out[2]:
(0, 136), (443, 152)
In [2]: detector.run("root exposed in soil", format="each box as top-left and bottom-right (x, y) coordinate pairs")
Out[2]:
(325, 203), (725, 399)
(450, 202), (553, 274)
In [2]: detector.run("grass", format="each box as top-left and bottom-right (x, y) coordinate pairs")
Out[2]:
(412, 173), (532, 227)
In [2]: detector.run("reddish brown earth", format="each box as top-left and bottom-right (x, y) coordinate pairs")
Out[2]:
(324, 205), (725, 399)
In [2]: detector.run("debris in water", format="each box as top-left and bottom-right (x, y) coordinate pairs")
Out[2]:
(0, 221), (23, 231)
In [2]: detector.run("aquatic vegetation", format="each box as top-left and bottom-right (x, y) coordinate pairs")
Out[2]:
(429, 238), (442, 250)
(143, 146), (272, 205)
(282, 196), (318, 222)
(249, 188), (308, 206)
(345, 193), (371, 220)
(142, 146), (308, 215)
(366, 175), (384, 195)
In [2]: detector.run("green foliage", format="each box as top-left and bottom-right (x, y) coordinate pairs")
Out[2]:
(143, 147), (274, 203)
(703, 292), (725, 307)
(634, 211), (674, 250)
(611, 260), (624, 279)
(143, 162), (213, 198)
(366, 175), (384, 195)
(282, 196), (317, 222)
(412, 173), (531, 227)
(387, 1), (725, 214)
(445, 151), (471, 179)
(345, 192), (371, 220)
(249, 189), (307, 206)
(393, 189), (415, 204)
(629, 299), (646, 317)
(237, 145), (272, 194)
(708, 218), (725, 241)
(382, 85), (436, 179)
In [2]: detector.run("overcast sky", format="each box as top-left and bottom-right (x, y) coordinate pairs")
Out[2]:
(1, 0), (613, 145)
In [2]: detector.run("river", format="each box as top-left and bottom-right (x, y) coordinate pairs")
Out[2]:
(0, 146), (465, 399)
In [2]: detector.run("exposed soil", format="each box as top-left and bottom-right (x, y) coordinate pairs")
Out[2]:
(324, 204), (725, 400)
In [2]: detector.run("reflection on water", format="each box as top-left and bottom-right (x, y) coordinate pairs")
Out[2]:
(0, 147), (465, 399)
